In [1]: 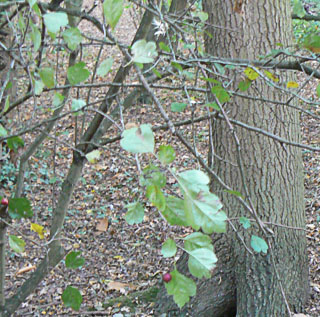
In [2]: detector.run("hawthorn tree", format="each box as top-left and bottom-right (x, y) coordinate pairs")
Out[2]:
(0, 0), (319, 315)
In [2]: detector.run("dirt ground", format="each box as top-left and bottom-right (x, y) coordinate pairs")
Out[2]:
(2, 2), (320, 316)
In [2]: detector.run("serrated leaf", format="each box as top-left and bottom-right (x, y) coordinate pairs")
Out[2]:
(71, 99), (85, 116)
(158, 145), (176, 165)
(103, 0), (123, 29)
(162, 196), (189, 226)
(67, 62), (90, 85)
(146, 185), (166, 211)
(43, 12), (68, 34)
(120, 124), (154, 153)
(8, 197), (33, 219)
(239, 217), (251, 229)
(31, 223), (45, 239)
(62, 286), (82, 311)
(161, 239), (177, 258)
(171, 102), (187, 112)
(85, 150), (101, 163)
(244, 67), (259, 81)
(125, 202), (144, 224)
(131, 39), (158, 64)
(251, 235), (268, 254)
(62, 27), (83, 50)
(287, 81), (299, 88)
(65, 251), (85, 269)
(39, 67), (55, 88)
(165, 269), (196, 308)
(9, 235), (26, 253)
(97, 57), (113, 77)
(184, 232), (217, 278)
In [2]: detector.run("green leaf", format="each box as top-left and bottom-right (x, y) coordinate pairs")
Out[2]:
(65, 251), (85, 269)
(162, 196), (189, 226)
(239, 216), (251, 229)
(193, 11), (208, 22)
(34, 80), (45, 95)
(213, 62), (225, 75)
(292, 0), (306, 18)
(158, 145), (176, 165)
(30, 23), (41, 51)
(146, 185), (166, 211)
(8, 198), (33, 219)
(211, 86), (230, 103)
(0, 124), (7, 137)
(152, 68), (162, 78)
(39, 67), (55, 88)
(161, 239), (177, 258)
(184, 232), (216, 278)
(159, 41), (170, 52)
(71, 99), (86, 116)
(171, 102), (187, 112)
(85, 150), (101, 163)
(53, 92), (65, 107)
(177, 170), (226, 233)
(131, 40), (158, 64)
(120, 124), (154, 153)
(103, 0), (123, 29)
(171, 61), (183, 72)
(67, 62), (90, 85)
(238, 79), (251, 92)
(125, 202), (144, 224)
(251, 235), (268, 254)
(43, 12), (68, 34)
(224, 189), (244, 198)
(165, 269), (196, 308)
(62, 286), (82, 311)
(62, 27), (83, 50)
(317, 84), (320, 98)
(9, 235), (26, 253)
(204, 102), (220, 111)
(7, 136), (24, 152)
(97, 57), (113, 77)
(142, 171), (166, 188)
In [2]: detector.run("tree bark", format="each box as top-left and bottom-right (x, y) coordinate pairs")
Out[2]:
(156, 1), (309, 316)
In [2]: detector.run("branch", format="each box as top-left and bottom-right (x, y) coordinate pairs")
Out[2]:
(292, 13), (320, 21)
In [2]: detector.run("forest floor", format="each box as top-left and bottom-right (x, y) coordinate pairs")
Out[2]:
(2, 2), (320, 316)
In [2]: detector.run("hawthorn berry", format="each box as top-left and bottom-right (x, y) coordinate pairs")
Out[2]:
(1, 198), (9, 206)
(162, 273), (172, 283)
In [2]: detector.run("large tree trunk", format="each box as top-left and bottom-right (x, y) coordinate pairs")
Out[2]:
(156, 1), (309, 316)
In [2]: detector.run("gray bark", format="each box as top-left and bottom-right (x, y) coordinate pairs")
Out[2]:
(156, 1), (309, 316)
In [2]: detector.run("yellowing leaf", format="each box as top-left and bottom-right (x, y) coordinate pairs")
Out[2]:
(287, 81), (299, 88)
(85, 150), (101, 164)
(31, 223), (45, 239)
(264, 70), (279, 82)
(244, 67), (259, 81)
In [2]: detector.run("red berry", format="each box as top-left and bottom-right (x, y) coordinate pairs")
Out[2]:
(1, 198), (8, 206)
(162, 273), (172, 283)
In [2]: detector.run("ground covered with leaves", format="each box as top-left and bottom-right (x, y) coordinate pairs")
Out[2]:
(2, 3), (320, 317)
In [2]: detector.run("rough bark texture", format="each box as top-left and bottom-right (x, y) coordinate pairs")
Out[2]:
(156, 1), (309, 316)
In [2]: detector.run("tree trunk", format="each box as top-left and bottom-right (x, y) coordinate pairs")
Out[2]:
(156, 1), (309, 316)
